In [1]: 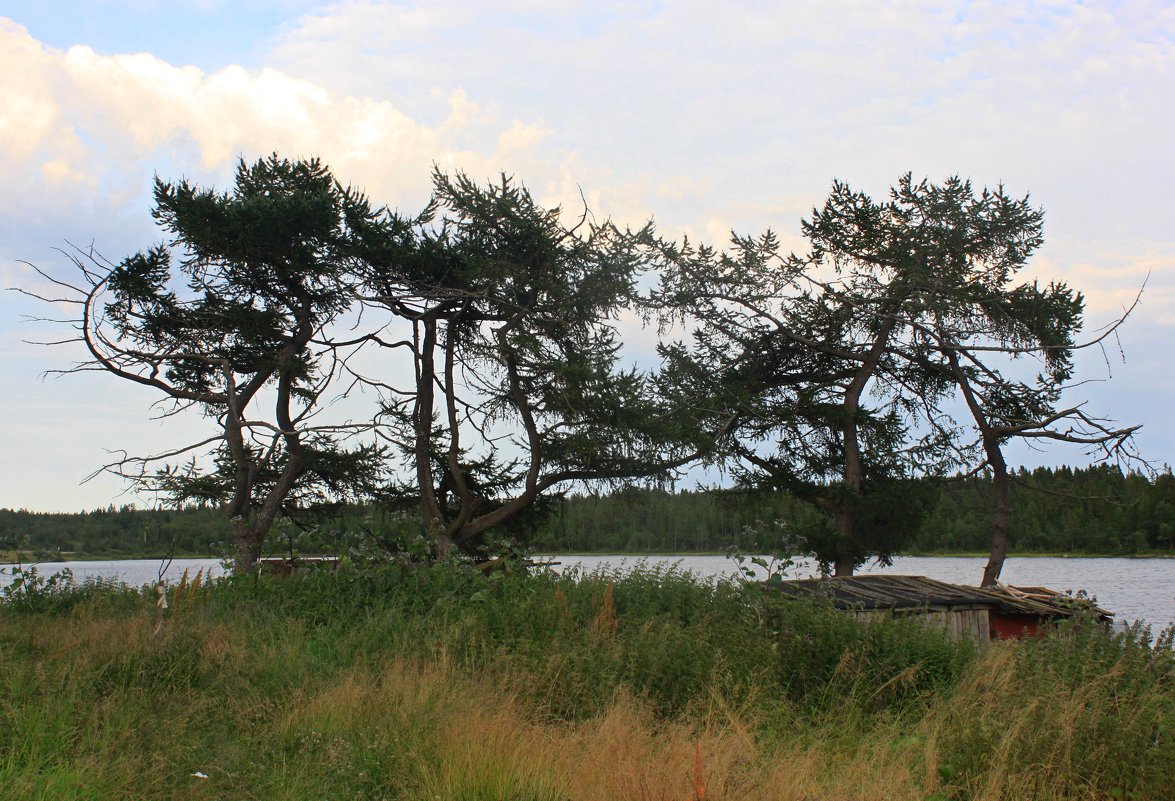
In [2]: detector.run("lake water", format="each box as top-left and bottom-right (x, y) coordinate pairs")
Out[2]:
(4, 554), (1173, 629)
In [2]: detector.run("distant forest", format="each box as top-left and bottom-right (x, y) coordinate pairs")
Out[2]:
(3, 465), (1173, 560)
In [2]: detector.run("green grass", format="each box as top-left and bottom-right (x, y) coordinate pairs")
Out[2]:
(1, 563), (1171, 800)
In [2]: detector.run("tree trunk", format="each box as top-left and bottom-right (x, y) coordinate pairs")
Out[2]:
(980, 449), (1011, 587)
(831, 319), (894, 578)
(415, 317), (450, 559)
(833, 509), (855, 576)
(232, 519), (263, 575)
(432, 523), (455, 561)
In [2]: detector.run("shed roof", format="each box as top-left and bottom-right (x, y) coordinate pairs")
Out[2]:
(769, 574), (1108, 619)
(993, 582), (1112, 619)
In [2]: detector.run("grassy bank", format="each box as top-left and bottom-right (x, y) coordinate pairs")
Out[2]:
(1, 564), (1171, 800)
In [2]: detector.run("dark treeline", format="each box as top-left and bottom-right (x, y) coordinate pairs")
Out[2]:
(536, 464), (1175, 555)
(4, 464), (1172, 559)
(920, 464), (1175, 554)
(0, 505), (227, 558)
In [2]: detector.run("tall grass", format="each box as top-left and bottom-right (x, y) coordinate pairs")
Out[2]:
(0, 562), (1170, 800)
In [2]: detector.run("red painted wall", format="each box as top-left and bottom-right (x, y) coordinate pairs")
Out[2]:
(989, 613), (1043, 640)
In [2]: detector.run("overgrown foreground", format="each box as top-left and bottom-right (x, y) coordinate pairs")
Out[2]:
(1, 566), (1171, 801)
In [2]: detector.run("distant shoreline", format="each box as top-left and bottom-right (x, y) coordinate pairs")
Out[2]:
(6, 549), (1173, 564)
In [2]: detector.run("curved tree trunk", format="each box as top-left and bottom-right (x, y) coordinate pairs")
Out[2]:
(980, 442), (1011, 587)
(945, 351), (1013, 588)
(832, 315), (899, 577)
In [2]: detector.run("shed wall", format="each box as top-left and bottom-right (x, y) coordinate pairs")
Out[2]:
(850, 607), (991, 642)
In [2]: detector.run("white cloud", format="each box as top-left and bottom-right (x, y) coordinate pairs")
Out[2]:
(497, 119), (551, 153)
(266, 2), (1175, 243)
(1, 3), (1173, 509)
(0, 16), (582, 226)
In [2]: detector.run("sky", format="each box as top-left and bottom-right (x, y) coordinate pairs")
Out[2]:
(1, 1), (1172, 513)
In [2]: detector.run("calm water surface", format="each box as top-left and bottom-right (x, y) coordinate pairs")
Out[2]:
(4, 555), (1172, 629)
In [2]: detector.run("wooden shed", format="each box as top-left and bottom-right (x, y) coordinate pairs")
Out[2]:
(768, 575), (1111, 643)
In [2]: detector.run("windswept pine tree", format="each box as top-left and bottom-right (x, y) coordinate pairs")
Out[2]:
(23, 156), (397, 572)
(352, 171), (716, 558)
(654, 175), (1141, 577)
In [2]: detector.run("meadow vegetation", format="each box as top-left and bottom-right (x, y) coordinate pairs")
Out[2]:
(1, 562), (1171, 800)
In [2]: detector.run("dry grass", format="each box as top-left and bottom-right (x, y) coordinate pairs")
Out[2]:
(418, 683), (937, 801)
(283, 657), (935, 801)
(254, 649), (940, 801)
